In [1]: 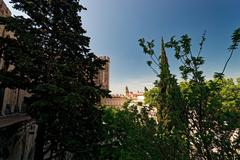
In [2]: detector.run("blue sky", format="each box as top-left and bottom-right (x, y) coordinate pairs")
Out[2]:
(5, 0), (240, 94)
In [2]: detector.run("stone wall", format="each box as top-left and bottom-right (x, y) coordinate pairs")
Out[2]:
(101, 96), (128, 108)
(0, 119), (37, 160)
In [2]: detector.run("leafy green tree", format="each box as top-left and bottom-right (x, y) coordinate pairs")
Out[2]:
(165, 29), (240, 159)
(0, 0), (108, 159)
(178, 77), (240, 159)
(139, 38), (188, 159)
(139, 28), (240, 159)
(101, 104), (167, 160)
(144, 87), (160, 106)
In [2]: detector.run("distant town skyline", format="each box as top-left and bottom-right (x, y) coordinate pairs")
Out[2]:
(5, 0), (240, 94)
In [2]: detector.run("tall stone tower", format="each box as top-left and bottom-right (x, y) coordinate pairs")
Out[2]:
(95, 56), (110, 90)
(125, 86), (129, 96)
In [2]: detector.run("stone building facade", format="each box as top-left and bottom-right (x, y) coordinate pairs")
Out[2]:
(0, 2), (36, 160)
(0, 0), (11, 37)
(101, 87), (145, 108)
(0, 0), (10, 16)
(101, 95), (128, 108)
(0, 0), (29, 116)
(95, 56), (110, 90)
(0, 118), (37, 160)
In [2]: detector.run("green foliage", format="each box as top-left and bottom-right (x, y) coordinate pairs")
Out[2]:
(165, 32), (206, 82)
(0, 0), (108, 159)
(139, 37), (188, 159)
(165, 29), (240, 159)
(215, 27), (240, 78)
(144, 87), (160, 106)
(230, 28), (240, 50)
(139, 28), (240, 159)
(178, 77), (240, 159)
(101, 104), (188, 160)
(101, 105), (157, 160)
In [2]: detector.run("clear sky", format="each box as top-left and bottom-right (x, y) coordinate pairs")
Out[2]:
(4, 0), (240, 94)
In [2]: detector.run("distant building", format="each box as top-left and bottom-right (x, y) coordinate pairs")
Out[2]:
(95, 56), (110, 90)
(101, 86), (145, 107)
(101, 94), (127, 108)
(125, 86), (144, 104)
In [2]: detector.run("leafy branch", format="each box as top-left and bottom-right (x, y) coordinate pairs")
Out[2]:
(165, 32), (206, 82)
(215, 28), (240, 78)
(139, 38), (160, 75)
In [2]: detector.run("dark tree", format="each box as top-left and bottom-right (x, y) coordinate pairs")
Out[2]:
(0, 0), (108, 159)
(139, 37), (188, 159)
